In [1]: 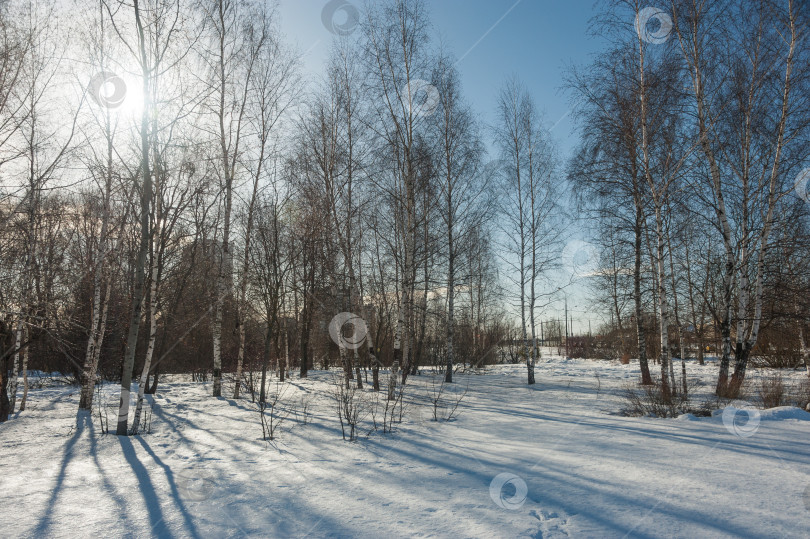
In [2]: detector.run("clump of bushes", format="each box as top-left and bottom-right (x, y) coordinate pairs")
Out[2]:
(753, 374), (810, 410)
(620, 378), (703, 418)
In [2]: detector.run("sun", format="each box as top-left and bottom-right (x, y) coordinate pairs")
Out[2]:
(88, 71), (144, 119)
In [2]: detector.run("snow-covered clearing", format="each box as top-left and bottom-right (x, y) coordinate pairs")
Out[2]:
(2, 356), (809, 538)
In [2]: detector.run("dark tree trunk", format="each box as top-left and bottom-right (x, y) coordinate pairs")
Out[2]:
(634, 205), (652, 385)
(729, 342), (753, 396)
(147, 365), (159, 394)
(299, 322), (308, 378)
(260, 324), (272, 403)
(0, 354), (10, 422)
(715, 257), (735, 396)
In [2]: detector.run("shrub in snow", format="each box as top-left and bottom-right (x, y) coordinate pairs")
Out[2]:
(620, 378), (702, 418)
(755, 374), (788, 408)
(425, 376), (467, 425)
(259, 381), (290, 441)
(331, 373), (366, 441)
(293, 395), (312, 425)
(748, 374), (810, 411)
(792, 378), (810, 411)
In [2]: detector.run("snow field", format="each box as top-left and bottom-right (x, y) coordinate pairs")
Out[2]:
(2, 355), (809, 538)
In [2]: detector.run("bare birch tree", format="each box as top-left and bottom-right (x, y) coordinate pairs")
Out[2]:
(672, 0), (809, 395)
(363, 0), (434, 384)
(429, 56), (486, 383)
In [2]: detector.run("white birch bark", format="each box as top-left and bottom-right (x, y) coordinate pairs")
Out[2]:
(799, 323), (810, 377)
(130, 246), (158, 434)
(79, 2), (116, 412)
(234, 161), (261, 398)
(637, 17), (671, 392)
(729, 4), (798, 389)
(19, 328), (29, 411)
(9, 316), (23, 413)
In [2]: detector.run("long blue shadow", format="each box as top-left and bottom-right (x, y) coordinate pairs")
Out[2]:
(32, 410), (92, 536)
(119, 436), (172, 537)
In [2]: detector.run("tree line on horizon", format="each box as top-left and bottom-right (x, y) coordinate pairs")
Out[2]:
(0, 0), (808, 431)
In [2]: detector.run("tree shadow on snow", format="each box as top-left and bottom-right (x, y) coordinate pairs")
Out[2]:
(133, 436), (203, 539)
(32, 410), (93, 536)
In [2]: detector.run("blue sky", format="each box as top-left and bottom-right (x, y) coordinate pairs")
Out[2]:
(277, 0), (611, 332)
(278, 0), (606, 158)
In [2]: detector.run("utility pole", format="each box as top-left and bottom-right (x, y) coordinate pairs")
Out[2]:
(571, 313), (574, 355)
(540, 320), (544, 347)
(564, 298), (569, 358)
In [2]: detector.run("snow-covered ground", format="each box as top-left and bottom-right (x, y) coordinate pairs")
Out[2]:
(2, 355), (810, 538)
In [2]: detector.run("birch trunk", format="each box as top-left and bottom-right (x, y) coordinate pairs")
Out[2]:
(9, 316), (23, 413)
(130, 254), (158, 435)
(212, 213), (229, 397)
(634, 203), (652, 384)
(339, 333), (349, 389)
(12, 103), (40, 413)
(653, 207), (671, 392)
(637, 24), (669, 391)
(529, 188), (537, 383)
(80, 274), (112, 410)
(445, 232), (454, 383)
(665, 210), (688, 395)
(799, 322), (809, 377)
(80, 267), (105, 410)
(116, 0), (152, 435)
(400, 209), (414, 384)
(234, 307), (246, 396)
(233, 165), (261, 399)
(521, 262), (533, 384)
(19, 330), (29, 411)
(79, 88), (114, 410)
(284, 327), (290, 381)
(211, 0), (251, 398)
(277, 332), (285, 382)
(415, 250), (428, 375)
(677, 13), (741, 396)
(728, 4), (797, 393)
(259, 321), (272, 403)
(514, 129), (532, 384)
(529, 255), (537, 381)
(393, 304), (403, 379)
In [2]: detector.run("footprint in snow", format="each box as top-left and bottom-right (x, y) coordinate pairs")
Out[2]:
(528, 509), (571, 538)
